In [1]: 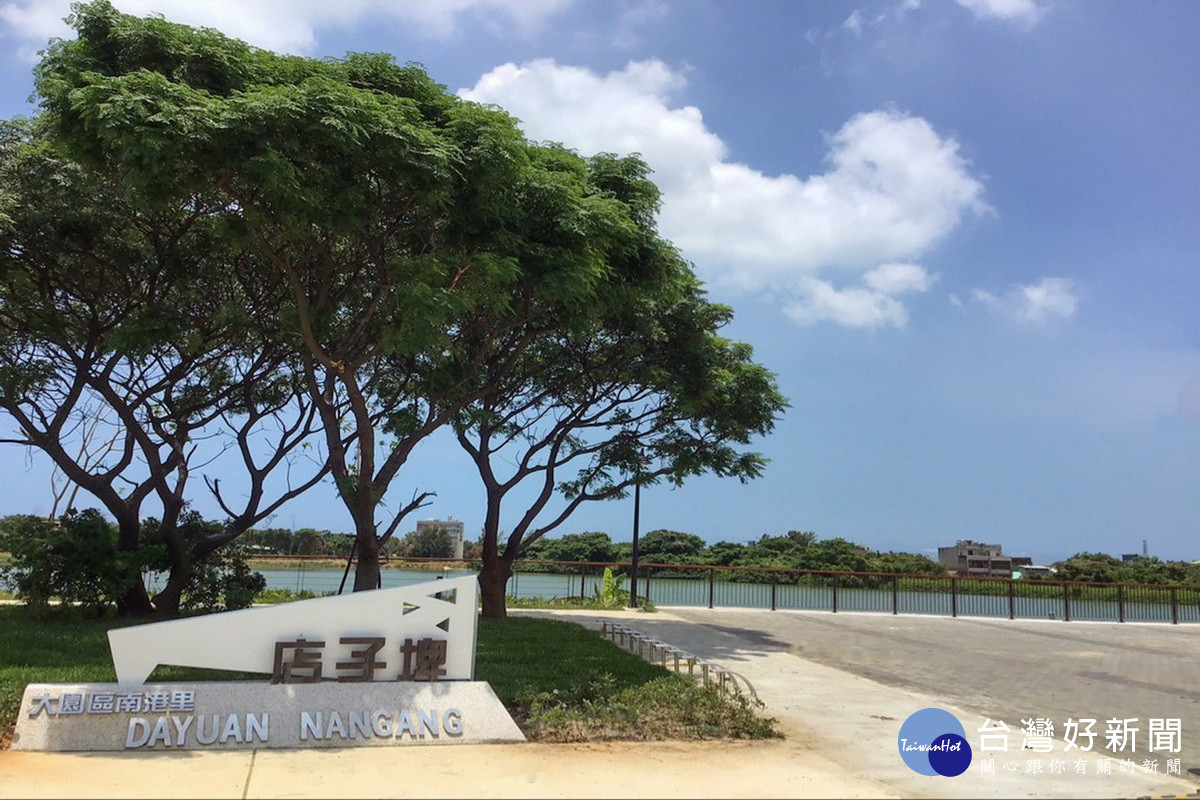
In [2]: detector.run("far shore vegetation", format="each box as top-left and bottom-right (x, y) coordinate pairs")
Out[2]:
(7, 516), (1200, 598)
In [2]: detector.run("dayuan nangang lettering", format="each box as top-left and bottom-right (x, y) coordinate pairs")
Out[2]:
(300, 709), (463, 741)
(123, 708), (464, 748)
(126, 713), (268, 748)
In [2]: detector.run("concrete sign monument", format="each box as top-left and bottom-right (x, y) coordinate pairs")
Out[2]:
(12, 576), (525, 751)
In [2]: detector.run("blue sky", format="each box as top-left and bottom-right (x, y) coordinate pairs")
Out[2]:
(1, 0), (1197, 563)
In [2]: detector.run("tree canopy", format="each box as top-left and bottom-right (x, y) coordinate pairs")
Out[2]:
(5, 2), (788, 612)
(0, 115), (327, 615)
(450, 176), (786, 614)
(26, 1), (708, 592)
(397, 526), (454, 560)
(523, 532), (620, 564)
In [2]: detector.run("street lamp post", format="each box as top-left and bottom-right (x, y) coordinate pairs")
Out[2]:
(629, 477), (641, 609)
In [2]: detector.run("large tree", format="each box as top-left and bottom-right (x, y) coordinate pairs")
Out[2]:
(455, 264), (786, 616)
(33, 2), (687, 591)
(0, 119), (329, 616)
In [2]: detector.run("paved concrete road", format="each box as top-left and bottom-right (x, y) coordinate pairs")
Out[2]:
(667, 607), (1200, 775)
(537, 607), (1200, 799)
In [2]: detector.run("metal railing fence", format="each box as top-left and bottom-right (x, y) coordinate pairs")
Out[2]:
(238, 554), (1200, 625)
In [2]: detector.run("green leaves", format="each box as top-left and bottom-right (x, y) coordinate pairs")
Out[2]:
(14, 3), (789, 600)
(0, 509), (145, 615)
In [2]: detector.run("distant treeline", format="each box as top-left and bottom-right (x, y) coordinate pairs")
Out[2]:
(238, 527), (476, 560)
(521, 530), (1200, 587)
(1051, 551), (1200, 586)
(520, 529), (947, 579)
(5, 514), (1196, 587)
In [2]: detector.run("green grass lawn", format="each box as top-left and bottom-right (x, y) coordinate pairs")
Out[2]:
(475, 616), (667, 705)
(0, 607), (775, 746)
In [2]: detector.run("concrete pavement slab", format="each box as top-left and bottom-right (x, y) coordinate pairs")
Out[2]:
(0, 739), (897, 798)
(0, 750), (254, 798)
(242, 740), (898, 798)
(522, 608), (1200, 799)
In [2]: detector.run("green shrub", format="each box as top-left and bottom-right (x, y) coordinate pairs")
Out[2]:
(186, 545), (266, 612)
(255, 587), (328, 604)
(505, 594), (657, 612)
(0, 510), (143, 615)
(0, 509), (268, 615)
(519, 674), (779, 741)
(141, 511), (266, 612)
(596, 566), (628, 607)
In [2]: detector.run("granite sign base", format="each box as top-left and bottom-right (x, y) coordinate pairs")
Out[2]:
(13, 681), (525, 751)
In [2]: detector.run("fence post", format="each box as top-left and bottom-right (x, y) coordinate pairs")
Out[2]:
(951, 578), (958, 618)
(579, 564), (586, 601)
(1117, 584), (1125, 622)
(770, 572), (777, 611)
(892, 575), (899, 615)
(1007, 581), (1015, 620)
(1171, 588), (1179, 625)
(708, 568), (715, 609)
(831, 573), (839, 613)
(1062, 582), (1071, 622)
(337, 539), (358, 595)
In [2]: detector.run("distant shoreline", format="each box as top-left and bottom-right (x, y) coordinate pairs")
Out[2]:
(244, 558), (472, 572)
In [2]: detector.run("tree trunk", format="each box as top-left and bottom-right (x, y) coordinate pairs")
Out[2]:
(477, 489), (511, 618)
(114, 516), (153, 617)
(116, 582), (154, 617)
(352, 520), (381, 592)
(478, 555), (512, 619)
(152, 506), (191, 617)
(151, 566), (191, 618)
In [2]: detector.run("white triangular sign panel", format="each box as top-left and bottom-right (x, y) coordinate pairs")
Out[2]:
(106, 576), (478, 684)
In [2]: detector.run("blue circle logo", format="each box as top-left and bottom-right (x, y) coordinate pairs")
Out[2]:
(898, 708), (973, 777)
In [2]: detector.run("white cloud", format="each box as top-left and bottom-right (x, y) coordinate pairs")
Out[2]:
(953, 0), (1042, 24)
(0, 0), (572, 53)
(972, 277), (1078, 323)
(842, 9), (864, 37)
(462, 59), (986, 328)
(864, 262), (935, 294)
(786, 263), (935, 329)
(786, 279), (910, 329)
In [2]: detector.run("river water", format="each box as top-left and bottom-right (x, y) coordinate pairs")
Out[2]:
(145, 566), (1198, 624)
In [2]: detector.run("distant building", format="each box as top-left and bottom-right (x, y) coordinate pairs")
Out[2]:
(1006, 555), (1057, 579)
(937, 539), (1014, 578)
(416, 518), (465, 559)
